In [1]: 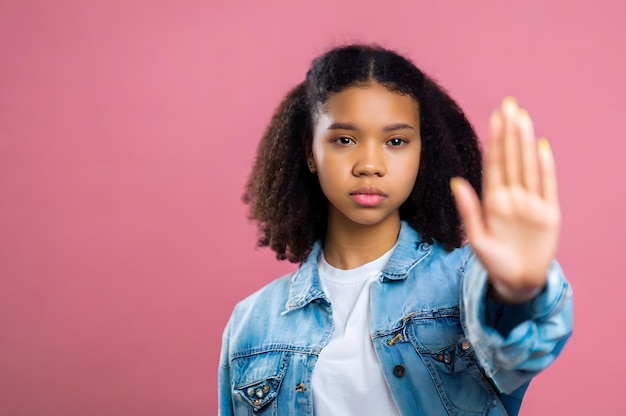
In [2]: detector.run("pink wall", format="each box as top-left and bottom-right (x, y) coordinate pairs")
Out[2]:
(1, 1), (624, 414)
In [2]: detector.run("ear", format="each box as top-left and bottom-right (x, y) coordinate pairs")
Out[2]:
(307, 157), (317, 173)
(304, 145), (317, 173)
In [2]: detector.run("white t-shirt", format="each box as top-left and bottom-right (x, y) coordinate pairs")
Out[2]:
(311, 246), (400, 416)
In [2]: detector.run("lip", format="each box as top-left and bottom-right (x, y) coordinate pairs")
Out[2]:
(350, 186), (388, 196)
(350, 187), (388, 206)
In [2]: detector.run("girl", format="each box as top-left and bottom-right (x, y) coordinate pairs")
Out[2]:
(219, 44), (573, 415)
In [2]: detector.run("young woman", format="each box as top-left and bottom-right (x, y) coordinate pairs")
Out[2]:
(218, 44), (573, 415)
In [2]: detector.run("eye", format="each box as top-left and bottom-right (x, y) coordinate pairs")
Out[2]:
(386, 137), (406, 147)
(333, 136), (356, 145)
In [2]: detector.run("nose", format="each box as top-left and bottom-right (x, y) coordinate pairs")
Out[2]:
(352, 144), (386, 177)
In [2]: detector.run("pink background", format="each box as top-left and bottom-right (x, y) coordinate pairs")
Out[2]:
(1, 1), (624, 414)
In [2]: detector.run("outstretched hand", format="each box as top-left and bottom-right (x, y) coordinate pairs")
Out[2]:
(451, 97), (561, 303)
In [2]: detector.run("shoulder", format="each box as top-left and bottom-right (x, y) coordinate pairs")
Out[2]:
(223, 270), (317, 357)
(230, 272), (294, 321)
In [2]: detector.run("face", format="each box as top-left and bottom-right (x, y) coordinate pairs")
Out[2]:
(311, 82), (421, 230)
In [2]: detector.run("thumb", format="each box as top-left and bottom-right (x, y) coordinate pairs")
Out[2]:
(450, 177), (485, 245)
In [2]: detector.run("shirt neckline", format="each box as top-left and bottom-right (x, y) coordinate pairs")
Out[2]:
(318, 243), (397, 285)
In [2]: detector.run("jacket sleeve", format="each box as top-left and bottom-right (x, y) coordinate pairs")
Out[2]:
(460, 254), (573, 394)
(218, 318), (234, 416)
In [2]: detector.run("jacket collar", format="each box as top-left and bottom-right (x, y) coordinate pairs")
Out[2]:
(283, 221), (432, 314)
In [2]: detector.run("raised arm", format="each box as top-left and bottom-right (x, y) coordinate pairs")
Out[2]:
(451, 97), (573, 395)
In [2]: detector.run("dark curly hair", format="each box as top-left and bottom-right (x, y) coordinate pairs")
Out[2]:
(243, 44), (482, 263)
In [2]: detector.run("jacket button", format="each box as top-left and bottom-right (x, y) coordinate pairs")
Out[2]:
(461, 340), (471, 350)
(393, 364), (406, 377)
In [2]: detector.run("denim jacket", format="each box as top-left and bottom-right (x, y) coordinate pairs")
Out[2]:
(218, 222), (573, 415)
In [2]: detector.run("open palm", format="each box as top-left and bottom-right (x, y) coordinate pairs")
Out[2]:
(451, 98), (561, 303)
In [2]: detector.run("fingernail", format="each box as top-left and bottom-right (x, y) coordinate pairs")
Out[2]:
(503, 96), (517, 106)
(502, 96), (518, 116)
(449, 177), (463, 192)
(538, 137), (550, 151)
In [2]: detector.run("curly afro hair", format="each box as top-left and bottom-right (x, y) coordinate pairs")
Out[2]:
(243, 44), (482, 263)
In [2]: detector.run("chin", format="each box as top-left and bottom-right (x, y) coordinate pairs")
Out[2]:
(346, 212), (397, 227)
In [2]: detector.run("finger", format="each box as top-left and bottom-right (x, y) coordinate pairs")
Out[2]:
(485, 109), (505, 191)
(519, 109), (539, 194)
(450, 177), (486, 246)
(503, 97), (522, 186)
(538, 138), (558, 204)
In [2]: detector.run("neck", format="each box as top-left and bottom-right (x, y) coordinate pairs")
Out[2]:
(323, 213), (401, 270)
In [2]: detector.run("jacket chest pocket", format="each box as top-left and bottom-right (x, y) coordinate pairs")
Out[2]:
(231, 350), (289, 415)
(403, 310), (498, 415)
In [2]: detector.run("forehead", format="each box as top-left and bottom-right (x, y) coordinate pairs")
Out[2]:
(319, 83), (420, 124)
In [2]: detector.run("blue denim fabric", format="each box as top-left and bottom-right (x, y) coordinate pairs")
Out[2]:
(219, 222), (573, 415)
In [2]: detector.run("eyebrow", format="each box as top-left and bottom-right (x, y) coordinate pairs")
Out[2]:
(327, 122), (415, 132)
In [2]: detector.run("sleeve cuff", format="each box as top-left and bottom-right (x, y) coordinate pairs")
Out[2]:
(460, 255), (573, 393)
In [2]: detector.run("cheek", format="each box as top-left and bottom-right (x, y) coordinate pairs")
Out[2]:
(396, 152), (420, 176)
(314, 150), (347, 179)
(316, 168), (344, 196)
(315, 162), (352, 203)
(395, 157), (421, 194)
